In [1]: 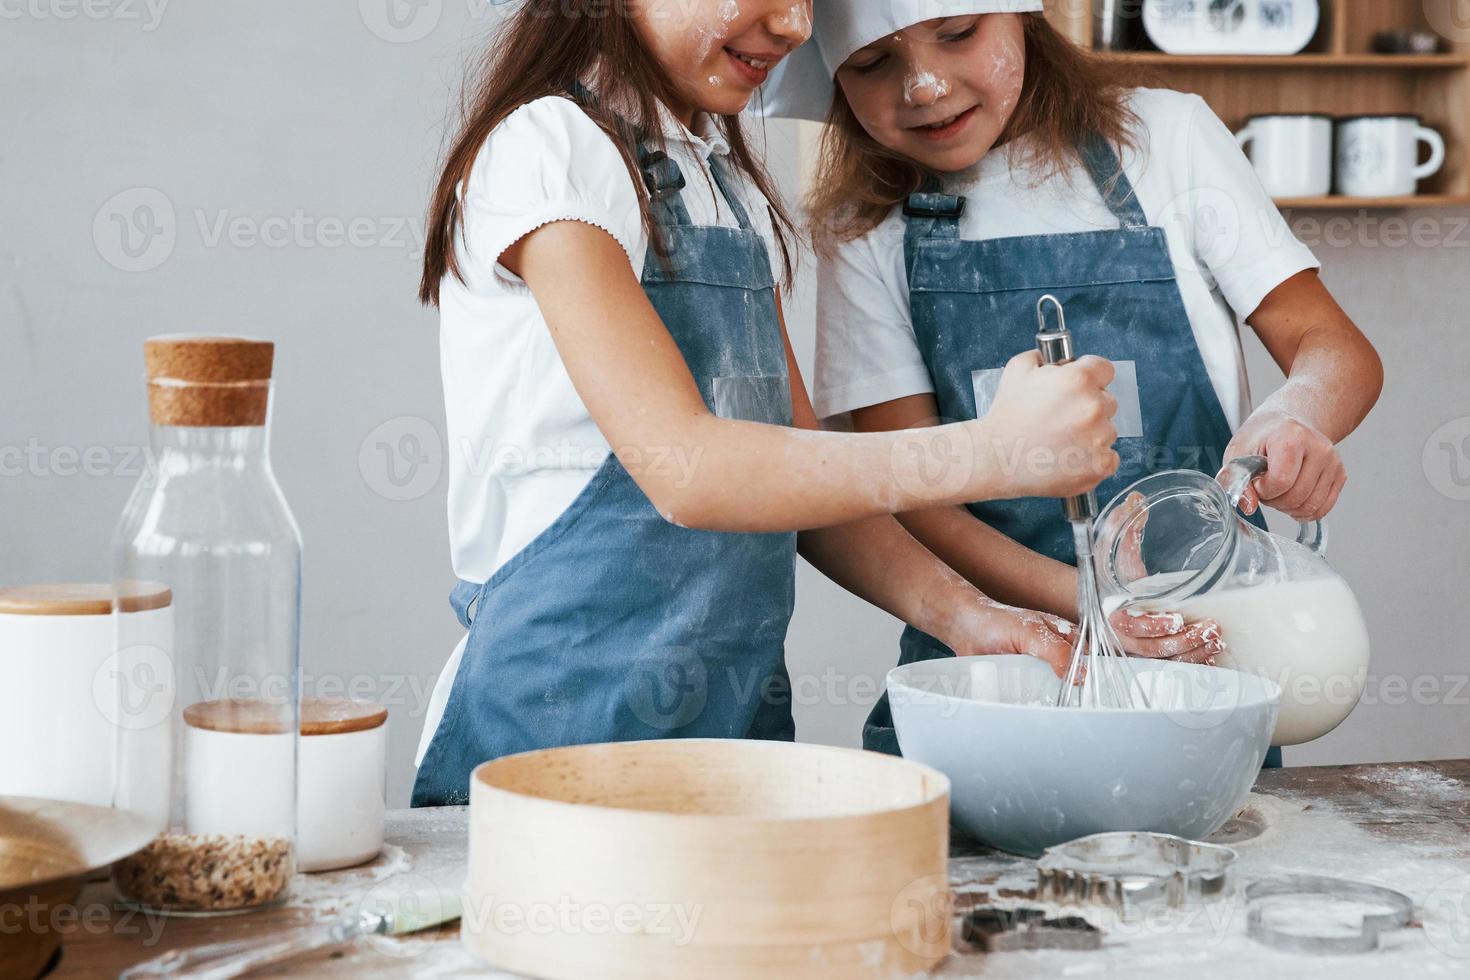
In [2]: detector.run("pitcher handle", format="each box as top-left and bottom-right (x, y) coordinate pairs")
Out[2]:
(1222, 455), (1329, 556)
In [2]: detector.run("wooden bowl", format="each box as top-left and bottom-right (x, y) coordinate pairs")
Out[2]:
(0, 798), (156, 979)
(464, 739), (952, 979)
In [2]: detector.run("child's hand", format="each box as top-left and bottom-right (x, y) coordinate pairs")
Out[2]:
(944, 592), (1078, 678)
(1095, 491), (1222, 665)
(1217, 410), (1346, 521)
(977, 351), (1120, 499)
(1110, 608), (1223, 665)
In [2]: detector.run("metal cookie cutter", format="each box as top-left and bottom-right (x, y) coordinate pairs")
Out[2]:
(963, 907), (1102, 953)
(1035, 832), (1237, 914)
(1245, 875), (1415, 955)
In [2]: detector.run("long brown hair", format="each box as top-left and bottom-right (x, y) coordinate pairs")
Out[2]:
(420, 1), (797, 306)
(807, 14), (1143, 250)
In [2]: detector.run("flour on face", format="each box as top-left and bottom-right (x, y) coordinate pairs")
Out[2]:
(904, 68), (953, 106)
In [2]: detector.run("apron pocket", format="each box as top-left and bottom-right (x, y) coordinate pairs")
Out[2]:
(971, 360), (1144, 439)
(713, 375), (791, 426)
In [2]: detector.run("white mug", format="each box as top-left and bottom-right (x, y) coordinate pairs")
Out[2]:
(1336, 115), (1446, 197)
(1235, 114), (1334, 199)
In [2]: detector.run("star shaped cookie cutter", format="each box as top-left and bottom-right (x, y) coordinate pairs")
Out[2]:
(1244, 875), (1415, 955)
(1035, 832), (1238, 914)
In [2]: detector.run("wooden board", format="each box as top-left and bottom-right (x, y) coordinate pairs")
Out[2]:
(45, 760), (1470, 979)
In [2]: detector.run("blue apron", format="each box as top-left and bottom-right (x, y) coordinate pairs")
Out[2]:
(412, 137), (798, 807)
(862, 135), (1280, 767)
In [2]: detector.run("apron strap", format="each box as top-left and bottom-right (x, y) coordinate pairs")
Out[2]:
(708, 155), (756, 233)
(1078, 134), (1149, 231)
(902, 179), (966, 282)
(639, 147), (695, 227)
(449, 578), (485, 629)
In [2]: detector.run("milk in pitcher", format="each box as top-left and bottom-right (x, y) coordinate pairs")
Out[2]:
(1123, 573), (1370, 745)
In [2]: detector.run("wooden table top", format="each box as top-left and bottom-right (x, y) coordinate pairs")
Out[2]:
(50, 760), (1470, 979)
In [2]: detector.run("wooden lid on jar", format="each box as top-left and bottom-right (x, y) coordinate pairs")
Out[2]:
(300, 698), (388, 736)
(0, 582), (172, 616)
(145, 335), (275, 427)
(183, 699), (295, 735)
(182, 697), (387, 736)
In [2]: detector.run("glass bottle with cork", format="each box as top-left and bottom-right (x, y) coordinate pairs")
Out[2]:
(112, 335), (302, 914)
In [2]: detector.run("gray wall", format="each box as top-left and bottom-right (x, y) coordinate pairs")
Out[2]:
(3, 3), (1466, 808)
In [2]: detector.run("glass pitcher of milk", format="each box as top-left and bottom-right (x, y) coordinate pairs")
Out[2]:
(1093, 456), (1369, 745)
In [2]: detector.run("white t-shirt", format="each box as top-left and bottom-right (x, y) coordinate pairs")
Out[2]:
(439, 95), (782, 586)
(813, 88), (1320, 428)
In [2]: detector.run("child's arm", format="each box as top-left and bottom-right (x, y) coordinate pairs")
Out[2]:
(853, 393), (1224, 665)
(775, 297), (1076, 674)
(504, 220), (1120, 534)
(1222, 270), (1384, 520)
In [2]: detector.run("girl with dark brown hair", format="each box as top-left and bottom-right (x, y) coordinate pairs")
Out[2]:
(765, 1), (1381, 757)
(411, 0), (1125, 806)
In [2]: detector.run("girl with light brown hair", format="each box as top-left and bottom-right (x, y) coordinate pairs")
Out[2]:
(765, 1), (1382, 757)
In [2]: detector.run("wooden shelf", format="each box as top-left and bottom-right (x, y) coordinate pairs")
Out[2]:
(1103, 53), (1470, 70)
(1275, 194), (1470, 209)
(1048, 0), (1470, 209)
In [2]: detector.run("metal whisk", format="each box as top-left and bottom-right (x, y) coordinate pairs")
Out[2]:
(1035, 295), (1149, 710)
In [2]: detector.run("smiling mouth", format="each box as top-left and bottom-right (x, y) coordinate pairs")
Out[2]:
(907, 105), (979, 140)
(728, 50), (775, 71)
(912, 109), (968, 130)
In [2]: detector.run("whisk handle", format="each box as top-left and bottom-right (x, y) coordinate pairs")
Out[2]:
(1035, 295), (1099, 524)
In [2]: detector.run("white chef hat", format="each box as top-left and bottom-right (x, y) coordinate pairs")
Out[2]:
(760, 0), (1045, 122)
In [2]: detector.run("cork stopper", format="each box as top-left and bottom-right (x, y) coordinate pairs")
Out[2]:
(0, 582), (172, 617)
(145, 335), (275, 427)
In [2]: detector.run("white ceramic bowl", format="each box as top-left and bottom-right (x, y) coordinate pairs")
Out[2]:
(888, 655), (1280, 857)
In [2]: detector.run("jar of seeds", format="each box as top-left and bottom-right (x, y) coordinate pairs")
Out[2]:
(111, 335), (302, 914)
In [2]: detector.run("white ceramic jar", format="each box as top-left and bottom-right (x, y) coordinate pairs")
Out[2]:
(297, 698), (387, 872)
(0, 583), (172, 812)
(181, 699), (297, 839)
